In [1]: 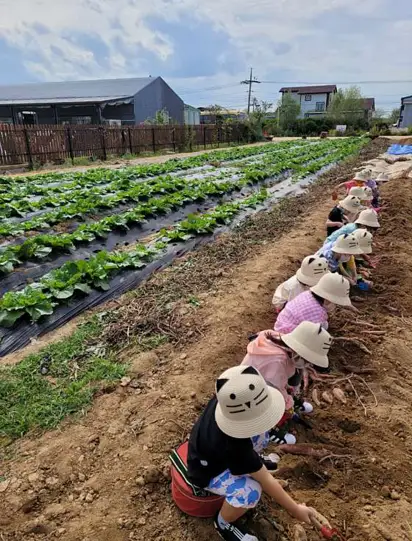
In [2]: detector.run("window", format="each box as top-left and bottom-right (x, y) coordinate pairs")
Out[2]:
(316, 102), (325, 112)
(71, 116), (92, 125)
(305, 94), (312, 101)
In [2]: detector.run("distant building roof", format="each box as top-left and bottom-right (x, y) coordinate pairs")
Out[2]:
(402, 95), (412, 102)
(279, 85), (337, 94)
(0, 77), (158, 106)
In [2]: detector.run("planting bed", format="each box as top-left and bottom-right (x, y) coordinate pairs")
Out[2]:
(0, 138), (365, 355)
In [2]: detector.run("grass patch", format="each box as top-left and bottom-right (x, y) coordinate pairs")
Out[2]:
(0, 317), (126, 441)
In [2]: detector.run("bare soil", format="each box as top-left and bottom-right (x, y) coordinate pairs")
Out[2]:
(2, 139), (412, 541)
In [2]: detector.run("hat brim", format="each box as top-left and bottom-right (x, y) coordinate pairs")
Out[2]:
(360, 246), (373, 254)
(295, 268), (321, 287)
(355, 218), (380, 228)
(281, 333), (329, 368)
(310, 284), (353, 307)
(215, 386), (286, 439)
(332, 245), (364, 255)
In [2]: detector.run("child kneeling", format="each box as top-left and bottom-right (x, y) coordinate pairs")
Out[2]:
(186, 365), (319, 541)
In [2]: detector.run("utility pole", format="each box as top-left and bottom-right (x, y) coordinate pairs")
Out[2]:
(241, 68), (261, 114)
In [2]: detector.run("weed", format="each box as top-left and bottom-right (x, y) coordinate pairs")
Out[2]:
(0, 317), (126, 439)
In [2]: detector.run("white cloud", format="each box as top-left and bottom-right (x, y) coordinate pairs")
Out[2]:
(0, 0), (410, 110)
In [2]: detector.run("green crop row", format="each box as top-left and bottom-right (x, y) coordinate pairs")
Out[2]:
(0, 140), (308, 205)
(0, 189), (272, 328)
(0, 141), (334, 235)
(0, 140), (355, 273)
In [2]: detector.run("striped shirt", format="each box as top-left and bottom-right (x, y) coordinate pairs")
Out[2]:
(274, 291), (328, 334)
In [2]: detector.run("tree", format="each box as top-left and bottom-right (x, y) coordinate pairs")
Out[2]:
(144, 108), (171, 125)
(277, 93), (301, 133)
(327, 86), (366, 126)
(389, 107), (401, 125)
(247, 100), (273, 139)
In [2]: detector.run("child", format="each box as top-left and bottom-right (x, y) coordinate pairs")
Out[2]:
(272, 255), (329, 312)
(274, 272), (352, 334)
(364, 170), (380, 208)
(324, 208), (380, 244)
(187, 365), (321, 541)
(333, 171), (367, 198)
(242, 322), (332, 427)
(317, 233), (363, 275)
(326, 195), (362, 236)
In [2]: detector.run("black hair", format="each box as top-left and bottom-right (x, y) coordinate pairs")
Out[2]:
(311, 292), (325, 306)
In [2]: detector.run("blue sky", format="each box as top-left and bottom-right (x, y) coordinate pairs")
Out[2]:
(0, 0), (411, 113)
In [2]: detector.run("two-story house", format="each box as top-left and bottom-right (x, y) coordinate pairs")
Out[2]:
(279, 85), (337, 118)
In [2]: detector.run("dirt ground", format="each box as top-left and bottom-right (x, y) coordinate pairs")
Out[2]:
(2, 139), (412, 541)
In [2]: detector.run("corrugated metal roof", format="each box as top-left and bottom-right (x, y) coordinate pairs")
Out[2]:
(279, 85), (337, 94)
(0, 77), (157, 105)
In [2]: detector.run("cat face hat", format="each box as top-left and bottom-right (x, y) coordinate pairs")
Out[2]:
(331, 233), (363, 255)
(296, 255), (330, 287)
(339, 195), (362, 214)
(281, 321), (333, 368)
(348, 186), (366, 199)
(310, 272), (352, 307)
(353, 228), (373, 254)
(215, 366), (286, 439)
(355, 208), (380, 228)
(353, 171), (367, 181)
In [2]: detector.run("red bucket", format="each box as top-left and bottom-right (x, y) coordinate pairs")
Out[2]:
(170, 442), (224, 518)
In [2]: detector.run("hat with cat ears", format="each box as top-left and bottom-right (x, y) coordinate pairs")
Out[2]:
(281, 321), (332, 368)
(296, 255), (330, 287)
(353, 171), (367, 181)
(339, 195), (362, 213)
(355, 208), (380, 228)
(215, 366), (286, 439)
(348, 186), (366, 199)
(353, 228), (373, 254)
(377, 172), (389, 182)
(310, 272), (352, 307)
(331, 233), (363, 255)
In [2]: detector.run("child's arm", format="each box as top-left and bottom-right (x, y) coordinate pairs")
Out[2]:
(326, 219), (344, 228)
(338, 261), (357, 285)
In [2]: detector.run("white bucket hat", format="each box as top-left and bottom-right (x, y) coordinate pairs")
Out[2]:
(295, 255), (330, 287)
(353, 171), (367, 181)
(353, 228), (373, 254)
(310, 272), (352, 307)
(281, 321), (332, 368)
(348, 186), (366, 198)
(355, 208), (380, 228)
(362, 187), (373, 201)
(331, 233), (363, 255)
(339, 195), (362, 214)
(362, 169), (373, 180)
(215, 365), (285, 438)
(377, 172), (389, 182)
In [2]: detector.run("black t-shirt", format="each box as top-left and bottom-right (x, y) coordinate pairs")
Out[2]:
(187, 397), (263, 488)
(326, 206), (345, 236)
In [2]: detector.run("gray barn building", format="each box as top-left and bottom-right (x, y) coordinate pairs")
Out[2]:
(399, 95), (412, 129)
(0, 77), (184, 126)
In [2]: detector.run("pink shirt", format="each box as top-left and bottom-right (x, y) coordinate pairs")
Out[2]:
(274, 291), (328, 334)
(241, 331), (295, 409)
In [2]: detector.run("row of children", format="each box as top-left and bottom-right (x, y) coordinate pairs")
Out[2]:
(169, 168), (387, 541)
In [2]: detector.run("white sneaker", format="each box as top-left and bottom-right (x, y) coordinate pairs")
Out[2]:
(284, 433), (297, 444)
(301, 401), (313, 414)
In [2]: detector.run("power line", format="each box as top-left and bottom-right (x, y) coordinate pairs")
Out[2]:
(261, 79), (412, 85)
(241, 68), (261, 114)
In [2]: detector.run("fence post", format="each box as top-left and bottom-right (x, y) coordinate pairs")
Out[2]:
(172, 128), (176, 152)
(203, 126), (206, 149)
(128, 127), (133, 154)
(66, 126), (74, 164)
(152, 127), (156, 153)
(188, 125), (193, 152)
(99, 126), (107, 160)
(217, 125), (221, 148)
(23, 127), (33, 169)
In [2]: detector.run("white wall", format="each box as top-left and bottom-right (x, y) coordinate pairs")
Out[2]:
(400, 101), (412, 128)
(299, 93), (328, 117)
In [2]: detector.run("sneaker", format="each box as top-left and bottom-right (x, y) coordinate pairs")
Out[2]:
(214, 517), (259, 541)
(261, 452), (281, 471)
(299, 401), (314, 414)
(268, 427), (296, 445)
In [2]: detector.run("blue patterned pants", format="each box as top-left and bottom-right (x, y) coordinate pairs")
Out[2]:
(207, 433), (269, 508)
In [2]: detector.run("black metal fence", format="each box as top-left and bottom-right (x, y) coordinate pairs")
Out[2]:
(0, 123), (251, 168)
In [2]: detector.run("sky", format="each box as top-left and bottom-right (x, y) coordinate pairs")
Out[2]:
(0, 0), (411, 113)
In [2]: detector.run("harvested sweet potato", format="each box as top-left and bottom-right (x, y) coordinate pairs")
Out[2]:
(293, 524), (307, 541)
(276, 444), (330, 457)
(332, 387), (347, 404)
(312, 388), (321, 407)
(322, 391), (334, 405)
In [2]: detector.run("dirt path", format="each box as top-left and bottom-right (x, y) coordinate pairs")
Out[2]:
(2, 140), (412, 541)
